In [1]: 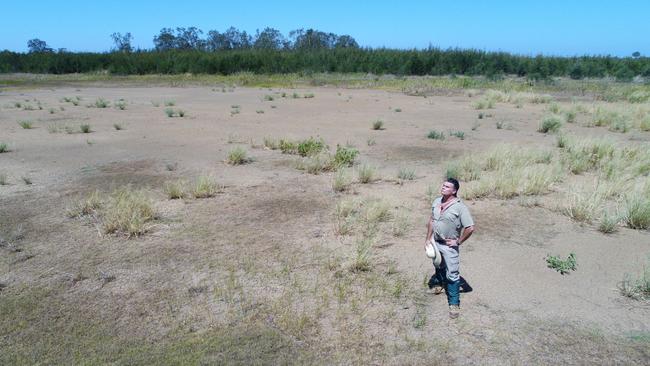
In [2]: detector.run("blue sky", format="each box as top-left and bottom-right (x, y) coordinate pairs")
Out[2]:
(2, 0), (648, 56)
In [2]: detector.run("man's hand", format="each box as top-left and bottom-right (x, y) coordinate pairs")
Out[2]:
(445, 238), (459, 247)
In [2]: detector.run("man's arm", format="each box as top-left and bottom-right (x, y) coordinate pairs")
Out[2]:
(445, 225), (474, 247)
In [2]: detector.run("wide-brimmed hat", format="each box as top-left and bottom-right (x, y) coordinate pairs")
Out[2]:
(425, 241), (442, 266)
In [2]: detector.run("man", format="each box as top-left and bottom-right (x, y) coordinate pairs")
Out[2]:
(424, 178), (475, 319)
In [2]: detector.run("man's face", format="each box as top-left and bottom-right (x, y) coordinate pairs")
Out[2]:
(440, 181), (457, 196)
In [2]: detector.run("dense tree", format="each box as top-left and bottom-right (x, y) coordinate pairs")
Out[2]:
(27, 38), (52, 53)
(8, 27), (649, 79)
(253, 27), (286, 50)
(153, 28), (176, 51)
(111, 32), (133, 53)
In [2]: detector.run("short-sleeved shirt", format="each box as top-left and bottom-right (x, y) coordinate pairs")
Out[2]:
(431, 196), (474, 242)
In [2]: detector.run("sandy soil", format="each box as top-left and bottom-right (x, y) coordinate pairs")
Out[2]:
(1, 85), (649, 364)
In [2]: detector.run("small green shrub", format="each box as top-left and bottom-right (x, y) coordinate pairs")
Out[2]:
(114, 100), (127, 110)
(397, 167), (416, 181)
(264, 95), (274, 101)
(358, 164), (377, 184)
(450, 131), (465, 140)
(164, 100), (175, 106)
(177, 110), (186, 117)
(538, 115), (563, 133)
(332, 169), (353, 192)
(564, 110), (577, 123)
(598, 212), (619, 234)
(21, 176), (32, 185)
(372, 120), (384, 130)
(623, 195), (650, 230)
(297, 137), (326, 157)
(263, 137), (279, 150)
(427, 130), (445, 140)
(18, 121), (33, 129)
(163, 180), (187, 199)
(546, 253), (577, 275)
(394, 108), (402, 112)
(279, 139), (298, 154)
(113, 123), (124, 130)
(94, 98), (109, 108)
(333, 145), (359, 167)
(303, 93), (315, 98)
(192, 175), (223, 198)
(80, 124), (92, 133)
(227, 146), (250, 165)
(165, 108), (175, 117)
(0, 172), (7, 185)
(619, 264), (650, 300)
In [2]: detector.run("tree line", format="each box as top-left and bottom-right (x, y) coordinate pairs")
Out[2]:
(1, 27), (648, 81)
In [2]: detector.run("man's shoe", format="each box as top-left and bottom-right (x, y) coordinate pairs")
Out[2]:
(449, 305), (460, 319)
(427, 285), (444, 295)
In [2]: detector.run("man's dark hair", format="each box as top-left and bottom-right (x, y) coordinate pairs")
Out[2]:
(446, 177), (460, 196)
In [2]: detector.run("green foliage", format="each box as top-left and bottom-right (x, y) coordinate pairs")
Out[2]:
(538, 115), (563, 133)
(297, 137), (326, 157)
(427, 130), (445, 140)
(80, 124), (92, 133)
(2, 44), (650, 79)
(449, 130), (465, 140)
(18, 120), (33, 129)
(372, 120), (384, 130)
(333, 145), (358, 167)
(227, 146), (250, 165)
(546, 253), (577, 275)
(94, 98), (109, 108)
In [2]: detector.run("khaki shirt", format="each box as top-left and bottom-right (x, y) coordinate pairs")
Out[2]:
(431, 197), (474, 242)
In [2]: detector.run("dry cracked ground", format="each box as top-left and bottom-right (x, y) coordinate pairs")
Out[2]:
(1, 84), (649, 365)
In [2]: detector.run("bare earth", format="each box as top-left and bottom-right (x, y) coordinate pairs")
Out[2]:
(1, 85), (649, 365)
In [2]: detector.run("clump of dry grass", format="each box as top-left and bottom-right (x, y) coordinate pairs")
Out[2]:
(66, 190), (103, 218)
(357, 164), (378, 183)
(192, 175), (223, 198)
(102, 187), (156, 237)
(227, 146), (251, 165)
(163, 180), (187, 199)
(332, 168), (353, 192)
(560, 187), (604, 224)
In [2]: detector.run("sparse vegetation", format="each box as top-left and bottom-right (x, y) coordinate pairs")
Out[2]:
(80, 124), (92, 133)
(427, 130), (445, 140)
(546, 253), (577, 275)
(357, 164), (377, 183)
(449, 130), (465, 140)
(397, 167), (416, 181)
(113, 123), (124, 130)
(538, 115), (564, 133)
(619, 259), (650, 300)
(18, 121), (33, 129)
(192, 175), (223, 198)
(94, 98), (109, 108)
(372, 120), (384, 130)
(163, 180), (187, 199)
(0, 172), (7, 185)
(114, 100), (127, 110)
(333, 145), (358, 167)
(102, 187), (156, 237)
(332, 168), (353, 192)
(227, 146), (250, 165)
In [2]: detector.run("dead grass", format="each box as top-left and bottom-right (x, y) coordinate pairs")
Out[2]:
(101, 187), (156, 237)
(192, 175), (223, 198)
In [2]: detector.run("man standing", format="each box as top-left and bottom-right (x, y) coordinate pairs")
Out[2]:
(424, 178), (475, 319)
